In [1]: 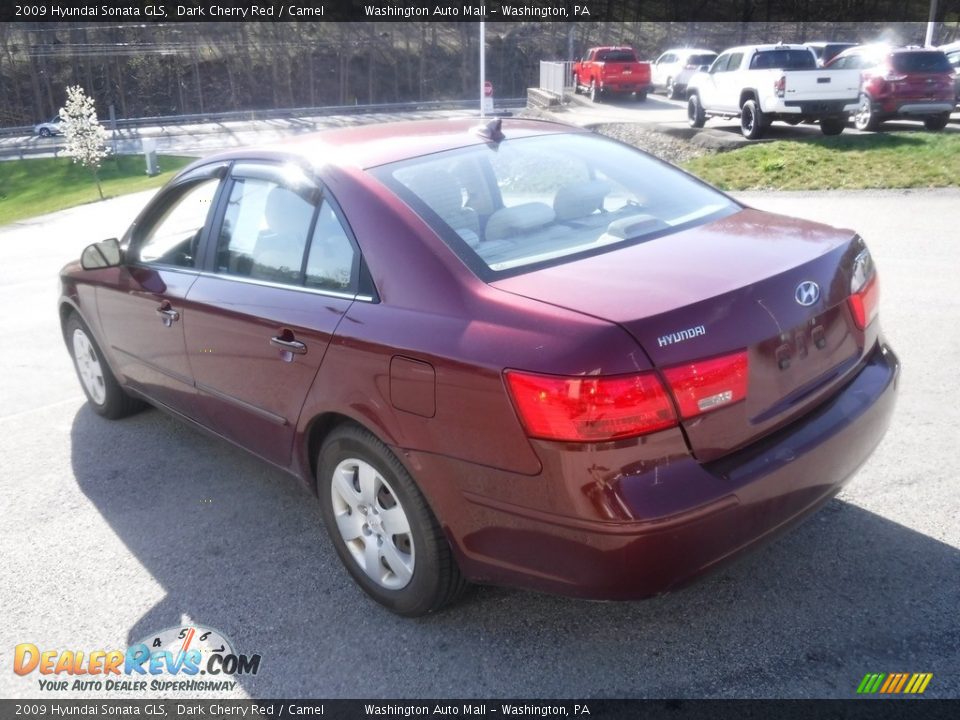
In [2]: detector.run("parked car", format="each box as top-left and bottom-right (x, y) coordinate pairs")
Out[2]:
(61, 118), (899, 616)
(686, 44), (862, 138)
(34, 115), (63, 137)
(826, 45), (955, 130)
(652, 48), (718, 99)
(939, 41), (960, 106)
(572, 46), (653, 102)
(804, 42), (858, 67)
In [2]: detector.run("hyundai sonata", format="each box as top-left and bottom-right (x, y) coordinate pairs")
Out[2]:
(59, 118), (899, 616)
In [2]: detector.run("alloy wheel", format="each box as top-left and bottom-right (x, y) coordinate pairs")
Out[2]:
(72, 328), (106, 405)
(330, 458), (415, 590)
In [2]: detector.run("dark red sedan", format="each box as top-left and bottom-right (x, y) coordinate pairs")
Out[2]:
(60, 119), (899, 616)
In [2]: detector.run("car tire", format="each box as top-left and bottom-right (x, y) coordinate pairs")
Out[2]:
(740, 99), (767, 140)
(819, 117), (846, 136)
(666, 77), (676, 99)
(923, 113), (950, 131)
(65, 313), (144, 420)
(635, 91), (647, 102)
(589, 81), (600, 103)
(38, 128), (52, 137)
(854, 93), (880, 132)
(687, 93), (706, 128)
(317, 424), (466, 617)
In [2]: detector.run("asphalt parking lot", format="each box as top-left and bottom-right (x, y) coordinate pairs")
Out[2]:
(1, 186), (958, 699)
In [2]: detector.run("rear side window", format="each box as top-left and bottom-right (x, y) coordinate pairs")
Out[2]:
(373, 133), (737, 279)
(891, 52), (952, 73)
(750, 50), (816, 70)
(216, 178), (314, 286)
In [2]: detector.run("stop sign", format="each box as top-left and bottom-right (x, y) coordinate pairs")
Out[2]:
(483, 81), (493, 97)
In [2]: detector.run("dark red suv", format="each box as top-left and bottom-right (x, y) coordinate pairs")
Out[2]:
(826, 45), (955, 130)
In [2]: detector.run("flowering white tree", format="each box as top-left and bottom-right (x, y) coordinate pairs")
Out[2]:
(60, 85), (110, 199)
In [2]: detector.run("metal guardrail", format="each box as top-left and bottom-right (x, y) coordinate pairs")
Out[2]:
(0, 97), (527, 139)
(539, 61), (574, 98)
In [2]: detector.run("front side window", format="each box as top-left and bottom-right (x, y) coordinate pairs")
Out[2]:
(710, 54), (730, 73)
(373, 133), (737, 278)
(135, 178), (220, 267)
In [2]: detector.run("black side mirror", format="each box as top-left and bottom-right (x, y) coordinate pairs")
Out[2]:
(81, 238), (123, 270)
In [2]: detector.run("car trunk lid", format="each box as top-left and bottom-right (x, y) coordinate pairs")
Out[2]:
(491, 208), (871, 461)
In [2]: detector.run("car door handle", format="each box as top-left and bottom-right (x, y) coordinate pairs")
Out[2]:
(156, 304), (180, 326)
(270, 336), (307, 354)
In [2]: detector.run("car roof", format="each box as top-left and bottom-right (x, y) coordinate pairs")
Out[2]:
(835, 44), (948, 59)
(661, 48), (715, 55)
(721, 44), (812, 53)
(181, 118), (589, 173)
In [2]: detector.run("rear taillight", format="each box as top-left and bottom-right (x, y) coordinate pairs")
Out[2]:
(849, 275), (879, 330)
(774, 75), (786, 98)
(662, 351), (749, 419)
(848, 247), (879, 330)
(505, 370), (677, 442)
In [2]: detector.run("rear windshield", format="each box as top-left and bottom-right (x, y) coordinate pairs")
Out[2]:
(823, 44), (855, 61)
(891, 52), (952, 73)
(688, 53), (718, 66)
(596, 50), (637, 63)
(371, 133), (738, 279)
(750, 49), (817, 70)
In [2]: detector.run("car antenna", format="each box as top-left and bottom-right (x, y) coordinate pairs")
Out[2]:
(475, 116), (504, 142)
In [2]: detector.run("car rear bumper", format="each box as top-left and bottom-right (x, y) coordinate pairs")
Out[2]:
(405, 341), (899, 599)
(783, 99), (859, 115)
(601, 82), (653, 93)
(873, 96), (955, 115)
(892, 102), (955, 115)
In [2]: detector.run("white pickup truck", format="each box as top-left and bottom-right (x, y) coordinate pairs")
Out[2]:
(686, 44), (862, 139)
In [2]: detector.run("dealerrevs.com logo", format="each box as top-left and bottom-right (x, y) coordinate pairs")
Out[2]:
(14, 625), (262, 692)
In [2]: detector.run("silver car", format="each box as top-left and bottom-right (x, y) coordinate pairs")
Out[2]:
(34, 116), (63, 137)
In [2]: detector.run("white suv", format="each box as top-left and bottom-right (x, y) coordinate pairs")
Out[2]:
(652, 48), (718, 99)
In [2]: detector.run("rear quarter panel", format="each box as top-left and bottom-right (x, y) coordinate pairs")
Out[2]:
(292, 165), (653, 483)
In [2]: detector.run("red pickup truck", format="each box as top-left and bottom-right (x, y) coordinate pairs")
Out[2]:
(572, 47), (653, 102)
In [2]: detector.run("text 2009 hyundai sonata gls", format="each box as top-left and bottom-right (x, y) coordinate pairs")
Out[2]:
(60, 118), (899, 616)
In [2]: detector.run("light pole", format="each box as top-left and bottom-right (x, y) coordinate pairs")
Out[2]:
(925, 0), (938, 46)
(479, 21), (486, 117)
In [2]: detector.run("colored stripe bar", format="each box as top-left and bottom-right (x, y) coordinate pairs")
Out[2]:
(868, 673), (886, 694)
(905, 674), (920, 693)
(894, 673), (909, 693)
(856, 674), (873, 694)
(879, 674), (896, 693)
(917, 674), (933, 694)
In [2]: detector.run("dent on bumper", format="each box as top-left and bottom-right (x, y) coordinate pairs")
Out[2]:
(407, 343), (899, 599)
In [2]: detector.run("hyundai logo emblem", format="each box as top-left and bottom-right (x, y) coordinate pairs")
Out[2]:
(795, 281), (820, 306)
